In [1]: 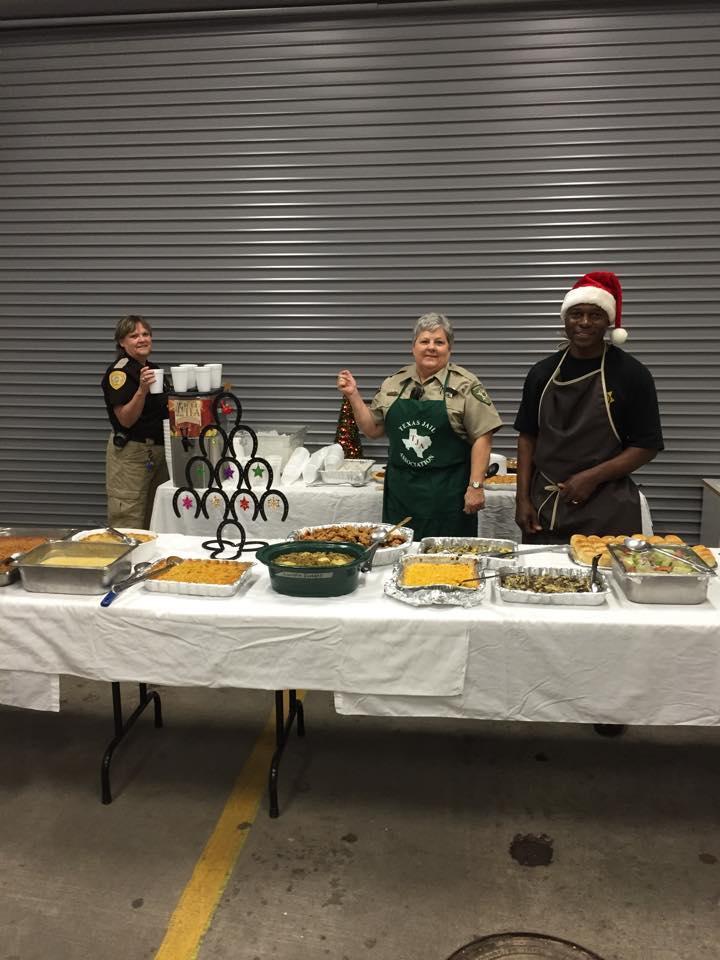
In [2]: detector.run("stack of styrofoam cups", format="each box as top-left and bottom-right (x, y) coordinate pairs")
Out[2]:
(170, 366), (189, 391)
(196, 366), (212, 392)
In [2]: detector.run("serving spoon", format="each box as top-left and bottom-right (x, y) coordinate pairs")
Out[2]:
(623, 537), (715, 576)
(362, 515), (413, 572)
(0, 551), (22, 568)
(100, 556), (183, 607)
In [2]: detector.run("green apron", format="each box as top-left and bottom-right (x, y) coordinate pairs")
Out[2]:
(382, 374), (476, 541)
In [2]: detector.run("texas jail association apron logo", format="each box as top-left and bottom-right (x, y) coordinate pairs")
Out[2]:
(398, 419), (436, 468)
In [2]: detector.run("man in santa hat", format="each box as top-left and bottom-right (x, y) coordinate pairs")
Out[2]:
(514, 271), (664, 543)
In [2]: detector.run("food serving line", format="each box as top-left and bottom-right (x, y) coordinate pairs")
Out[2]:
(1, 531), (719, 816)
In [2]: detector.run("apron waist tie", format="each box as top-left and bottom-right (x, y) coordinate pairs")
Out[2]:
(538, 474), (562, 532)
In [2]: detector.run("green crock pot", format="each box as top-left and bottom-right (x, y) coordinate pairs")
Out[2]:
(256, 540), (368, 597)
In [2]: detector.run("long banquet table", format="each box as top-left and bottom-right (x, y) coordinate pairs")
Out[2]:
(2, 534), (719, 812)
(1, 535), (716, 728)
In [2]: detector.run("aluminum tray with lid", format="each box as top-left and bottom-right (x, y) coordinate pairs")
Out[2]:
(494, 565), (610, 606)
(608, 542), (715, 605)
(418, 536), (518, 569)
(0, 526), (78, 587)
(16, 540), (135, 594)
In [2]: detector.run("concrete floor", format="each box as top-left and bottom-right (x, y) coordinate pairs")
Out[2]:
(1, 680), (720, 960)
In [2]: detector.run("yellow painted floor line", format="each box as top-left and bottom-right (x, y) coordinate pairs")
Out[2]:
(154, 694), (300, 960)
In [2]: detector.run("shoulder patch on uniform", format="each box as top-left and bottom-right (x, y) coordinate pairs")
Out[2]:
(108, 370), (127, 390)
(471, 383), (492, 405)
(114, 357), (129, 369)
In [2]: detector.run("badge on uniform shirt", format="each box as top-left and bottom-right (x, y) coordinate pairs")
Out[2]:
(114, 357), (129, 369)
(471, 384), (491, 405)
(108, 370), (127, 390)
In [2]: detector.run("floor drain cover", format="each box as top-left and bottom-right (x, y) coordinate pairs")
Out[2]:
(446, 933), (604, 960)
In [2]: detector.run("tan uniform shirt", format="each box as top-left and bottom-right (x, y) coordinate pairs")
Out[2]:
(369, 362), (503, 443)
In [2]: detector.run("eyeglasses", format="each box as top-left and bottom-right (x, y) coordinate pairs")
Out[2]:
(410, 384), (424, 400)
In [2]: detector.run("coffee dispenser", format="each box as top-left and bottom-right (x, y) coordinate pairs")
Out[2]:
(167, 390), (229, 488)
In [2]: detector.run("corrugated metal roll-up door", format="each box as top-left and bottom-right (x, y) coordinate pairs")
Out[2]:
(0, 2), (718, 539)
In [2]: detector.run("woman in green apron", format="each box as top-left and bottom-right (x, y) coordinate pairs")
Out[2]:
(514, 272), (663, 544)
(336, 313), (502, 541)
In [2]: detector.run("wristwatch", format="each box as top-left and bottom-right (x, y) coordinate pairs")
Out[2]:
(469, 480), (483, 489)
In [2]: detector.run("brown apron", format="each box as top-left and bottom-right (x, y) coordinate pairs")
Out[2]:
(526, 345), (641, 544)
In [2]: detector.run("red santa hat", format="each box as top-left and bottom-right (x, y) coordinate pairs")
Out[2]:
(560, 271), (627, 345)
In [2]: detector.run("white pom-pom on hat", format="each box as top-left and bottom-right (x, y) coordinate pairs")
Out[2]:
(560, 271), (627, 343)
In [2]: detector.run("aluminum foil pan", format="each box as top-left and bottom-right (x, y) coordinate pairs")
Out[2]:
(384, 554), (487, 607)
(319, 459), (376, 486)
(419, 536), (519, 569)
(288, 521), (413, 567)
(494, 565), (610, 605)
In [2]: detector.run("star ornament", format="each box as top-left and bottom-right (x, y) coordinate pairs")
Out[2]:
(222, 465), (235, 480)
(252, 464), (265, 479)
(238, 496), (251, 512)
(266, 495), (281, 512)
(210, 495), (223, 509)
(181, 495), (194, 511)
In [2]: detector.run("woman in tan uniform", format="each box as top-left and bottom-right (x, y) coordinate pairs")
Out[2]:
(337, 313), (502, 541)
(101, 315), (168, 529)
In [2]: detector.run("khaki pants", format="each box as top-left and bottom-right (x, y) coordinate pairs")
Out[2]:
(106, 435), (169, 530)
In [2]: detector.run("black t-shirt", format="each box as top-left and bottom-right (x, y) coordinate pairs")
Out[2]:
(101, 353), (167, 443)
(513, 346), (664, 450)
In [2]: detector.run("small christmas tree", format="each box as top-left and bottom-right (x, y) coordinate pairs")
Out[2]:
(335, 398), (363, 459)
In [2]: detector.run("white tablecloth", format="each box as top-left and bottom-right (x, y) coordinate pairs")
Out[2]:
(0, 670), (59, 711)
(151, 480), (651, 541)
(0, 536), (716, 728)
(0, 535), (469, 700)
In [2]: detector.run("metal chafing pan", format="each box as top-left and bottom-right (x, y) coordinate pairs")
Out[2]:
(494, 565), (610, 606)
(607, 543), (714, 604)
(0, 526), (78, 586)
(16, 541), (135, 594)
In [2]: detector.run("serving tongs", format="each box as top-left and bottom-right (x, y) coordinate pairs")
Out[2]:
(469, 543), (569, 561)
(105, 526), (138, 546)
(100, 556), (182, 607)
(459, 553), (605, 590)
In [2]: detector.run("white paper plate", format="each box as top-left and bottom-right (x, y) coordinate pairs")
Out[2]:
(282, 446), (310, 485)
(303, 445), (332, 483)
(324, 443), (345, 469)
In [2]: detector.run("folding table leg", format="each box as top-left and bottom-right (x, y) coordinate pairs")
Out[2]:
(100, 682), (163, 804)
(268, 689), (305, 818)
